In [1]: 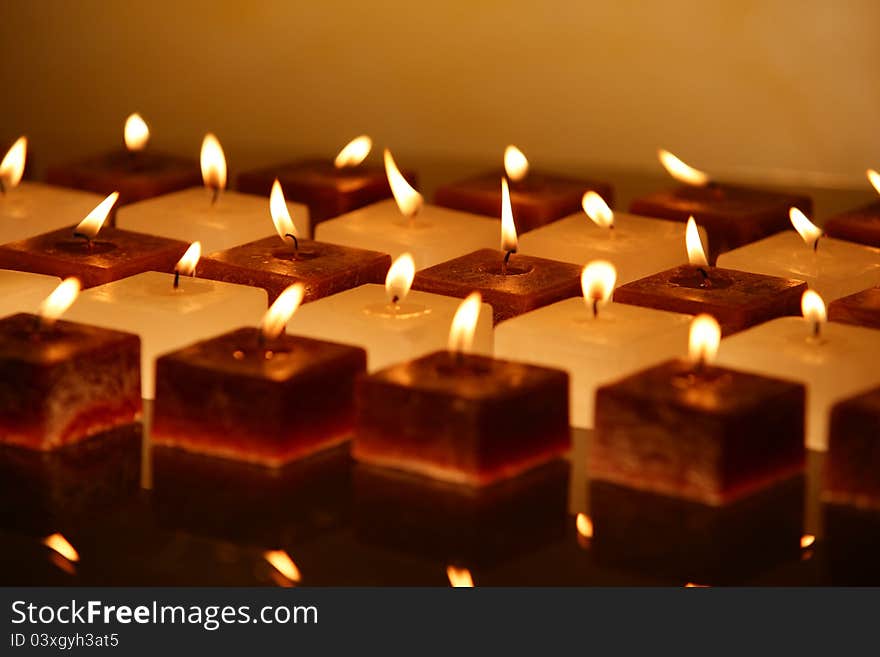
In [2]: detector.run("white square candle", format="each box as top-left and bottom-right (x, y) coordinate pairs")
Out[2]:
(64, 271), (267, 398)
(495, 298), (691, 428)
(288, 284), (494, 371)
(717, 317), (880, 450)
(0, 269), (61, 317)
(117, 188), (310, 254)
(717, 232), (880, 302)
(0, 182), (103, 244)
(315, 199), (499, 269)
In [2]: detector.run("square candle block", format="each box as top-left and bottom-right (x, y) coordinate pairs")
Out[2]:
(593, 359), (806, 506)
(829, 287), (880, 329)
(0, 270), (60, 317)
(612, 264), (807, 336)
(629, 184), (811, 263)
(495, 299), (691, 428)
(517, 211), (686, 284)
(237, 160), (415, 236)
(825, 385), (880, 511)
(63, 271), (267, 399)
(46, 151), (201, 207)
(353, 351), (570, 487)
(0, 182), (104, 244)
(289, 284), (493, 371)
(716, 318), (880, 451)
(717, 232), (880, 302)
(411, 249), (583, 325)
(315, 199), (499, 270)
(117, 188), (310, 254)
(0, 314), (142, 450)
(0, 225), (188, 289)
(152, 328), (367, 467)
(434, 170), (614, 234)
(197, 236), (391, 304)
(824, 199), (880, 247)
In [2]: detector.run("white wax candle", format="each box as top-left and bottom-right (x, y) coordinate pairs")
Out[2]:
(518, 212), (687, 285)
(717, 232), (880, 301)
(63, 271), (267, 398)
(315, 200), (499, 269)
(0, 269), (61, 316)
(117, 188), (310, 254)
(495, 299), (690, 428)
(288, 284), (493, 371)
(0, 182), (103, 244)
(717, 317), (880, 450)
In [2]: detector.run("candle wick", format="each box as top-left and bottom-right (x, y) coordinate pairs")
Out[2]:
(73, 232), (93, 250)
(502, 250), (513, 275)
(697, 267), (711, 288)
(173, 270), (180, 289)
(0, 178), (6, 195)
(813, 236), (822, 253)
(812, 321), (821, 339)
(210, 186), (220, 206)
(592, 298), (599, 318)
(285, 233), (299, 258)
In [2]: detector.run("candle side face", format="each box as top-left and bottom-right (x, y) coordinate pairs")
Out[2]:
(495, 299), (690, 427)
(717, 232), (880, 302)
(289, 284), (493, 371)
(824, 199), (880, 248)
(0, 270), (61, 317)
(518, 212), (686, 284)
(117, 188), (310, 253)
(315, 200), (499, 270)
(0, 182), (104, 244)
(829, 286), (880, 329)
(716, 317), (880, 450)
(826, 385), (880, 510)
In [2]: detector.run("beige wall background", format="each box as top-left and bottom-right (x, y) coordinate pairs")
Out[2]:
(1, 0), (879, 189)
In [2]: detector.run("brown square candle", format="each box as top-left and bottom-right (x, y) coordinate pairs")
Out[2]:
(197, 236), (391, 304)
(824, 200), (880, 248)
(828, 287), (880, 329)
(152, 328), (367, 467)
(593, 359), (806, 506)
(825, 385), (880, 510)
(411, 249), (582, 325)
(612, 264), (807, 335)
(0, 313), (142, 451)
(353, 351), (570, 487)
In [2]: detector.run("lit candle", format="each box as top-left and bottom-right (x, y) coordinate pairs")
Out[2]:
(716, 290), (880, 450)
(717, 207), (880, 301)
(0, 278), (142, 450)
(196, 178), (391, 303)
(151, 284), (368, 466)
(828, 286), (880, 329)
(593, 314), (806, 505)
(353, 293), (570, 486)
(315, 149), (498, 269)
(824, 169), (880, 247)
(613, 216), (807, 335)
(629, 149), (812, 262)
(0, 269), (60, 317)
(434, 144), (613, 234)
(826, 384), (880, 509)
(495, 260), (691, 428)
(117, 133), (310, 252)
(62, 242), (267, 399)
(46, 113), (201, 206)
(518, 191), (687, 285)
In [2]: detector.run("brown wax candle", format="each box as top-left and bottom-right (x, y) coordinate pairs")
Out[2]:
(0, 225), (188, 289)
(629, 185), (812, 263)
(612, 264), (807, 335)
(353, 351), (570, 486)
(825, 385), (880, 510)
(593, 359), (806, 506)
(0, 313), (142, 451)
(411, 249), (582, 325)
(152, 328), (367, 467)
(434, 170), (613, 234)
(828, 287), (880, 329)
(197, 236), (391, 304)
(824, 200), (880, 247)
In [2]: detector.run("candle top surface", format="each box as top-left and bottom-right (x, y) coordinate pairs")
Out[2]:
(631, 184), (811, 219)
(437, 169), (612, 205)
(118, 187), (306, 223)
(0, 181), (103, 220)
(523, 211), (685, 247)
(322, 199), (499, 238)
(833, 384), (880, 416)
(824, 199), (880, 247)
(62, 150), (199, 176)
(240, 158), (394, 193)
(0, 269), (60, 295)
(829, 286), (880, 329)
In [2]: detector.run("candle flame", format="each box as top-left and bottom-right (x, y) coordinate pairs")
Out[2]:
(384, 149), (422, 219)
(688, 314), (720, 365)
(43, 533), (80, 563)
(686, 216), (708, 267)
(385, 253), (415, 304)
(576, 513), (594, 539)
(504, 145), (528, 182)
(446, 565), (474, 587)
(868, 169), (880, 196)
(801, 289), (826, 325)
(270, 178), (299, 245)
(124, 113), (149, 152)
(500, 178), (518, 253)
(334, 135), (372, 168)
(0, 136), (27, 190)
(261, 283), (305, 340)
(658, 149), (709, 186)
(801, 534), (816, 549)
(448, 292), (482, 354)
(582, 191), (613, 228)
(264, 549), (301, 583)
(175, 241), (201, 277)
(38, 278), (81, 327)
(74, 192), (118, 239)
(200, 133), (227, 193)
(581, 260), (616, 311)
(789, 207), (822, 248)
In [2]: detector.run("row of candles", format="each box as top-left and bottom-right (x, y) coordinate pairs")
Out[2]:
(2, 114), (880, 516)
